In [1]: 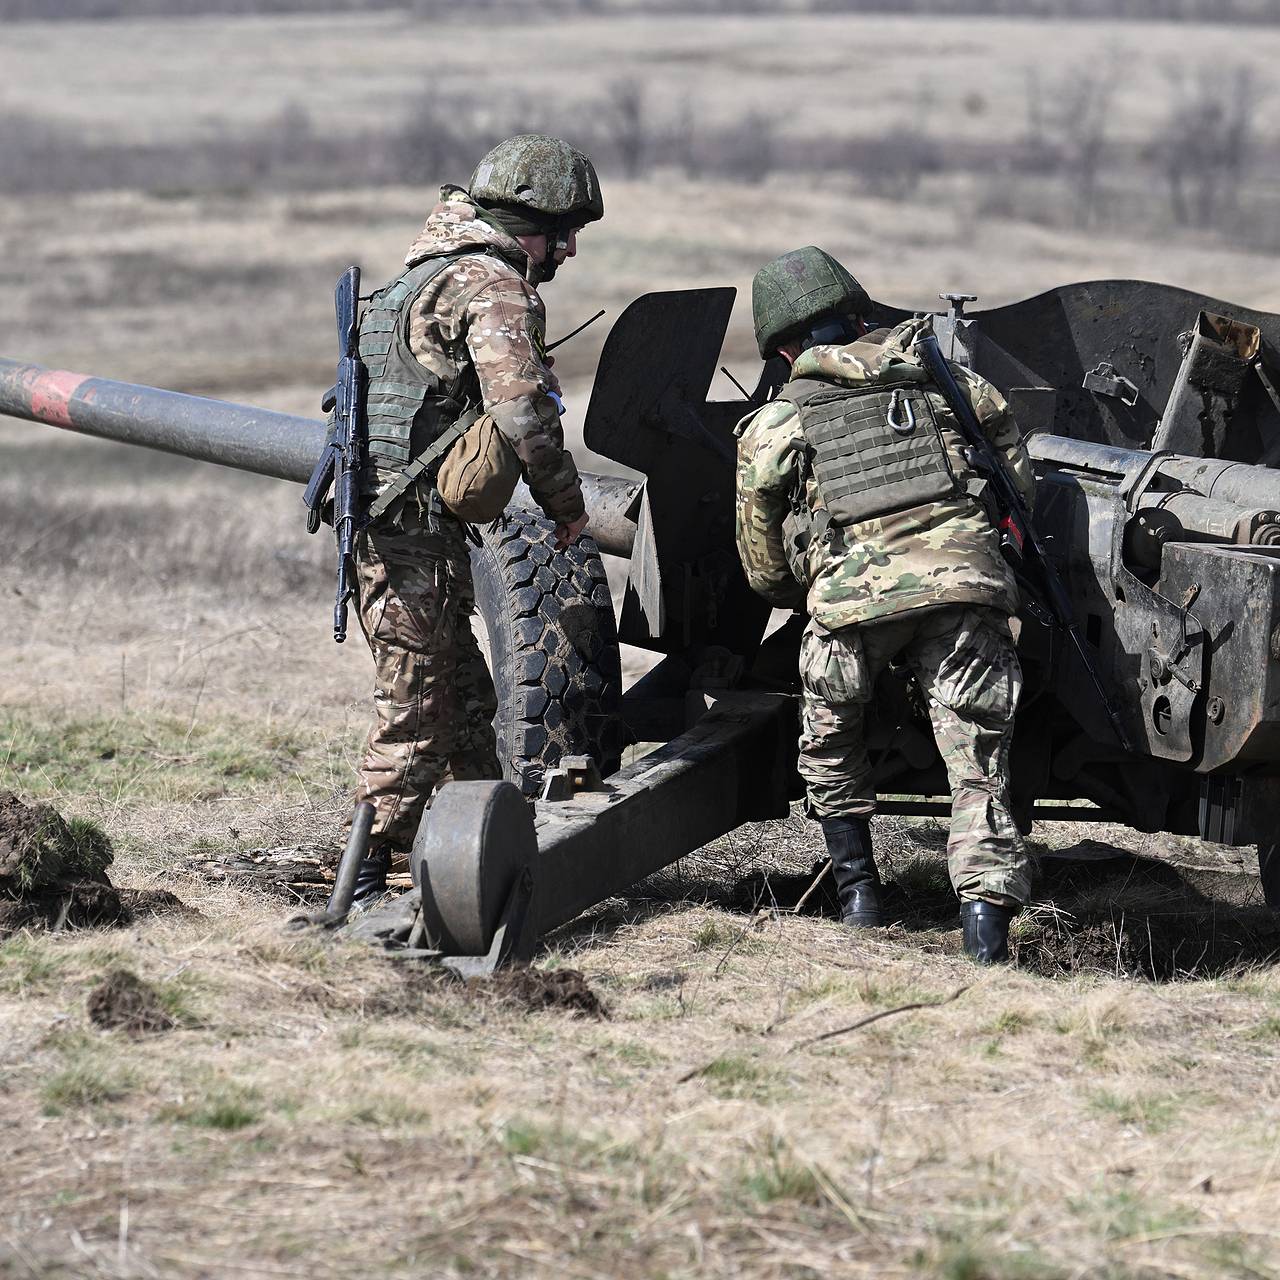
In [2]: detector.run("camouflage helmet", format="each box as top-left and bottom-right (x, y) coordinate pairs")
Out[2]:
(470, 134), (604, 227)
(752, 247), (872, 357)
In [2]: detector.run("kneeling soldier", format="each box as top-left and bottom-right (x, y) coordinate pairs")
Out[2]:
(735, 247), (1034, 962)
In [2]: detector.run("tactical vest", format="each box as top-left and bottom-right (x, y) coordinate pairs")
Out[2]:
(779, 376), (960, 530)
(358, 253), (476, 473)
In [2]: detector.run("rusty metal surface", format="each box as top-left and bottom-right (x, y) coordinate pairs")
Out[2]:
(1152, 311), (1262, 457)
(968, 280), (1280, 461)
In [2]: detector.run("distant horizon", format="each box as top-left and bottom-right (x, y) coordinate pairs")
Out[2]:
(6, 0), (1280, 25)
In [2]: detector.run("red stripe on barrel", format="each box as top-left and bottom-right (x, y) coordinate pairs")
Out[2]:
(26, 368), (90, 428)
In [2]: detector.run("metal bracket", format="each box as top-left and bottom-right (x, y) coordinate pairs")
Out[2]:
(1082, 361), (1139, 408)
(1254, 357), (1280, 417)
(940, 291), (977, 321)
(1199, 774), (1242, 845)
(440, 866), (536, 978)
(540, 755), (606, 802)
(934, 292), (979, 364)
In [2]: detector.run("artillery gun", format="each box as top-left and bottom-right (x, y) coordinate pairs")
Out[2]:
(4, 278), (1280, 970)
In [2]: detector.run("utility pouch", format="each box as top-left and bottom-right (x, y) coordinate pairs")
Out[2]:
(435, 412), (522, 524)
(366, 407), (480, 525)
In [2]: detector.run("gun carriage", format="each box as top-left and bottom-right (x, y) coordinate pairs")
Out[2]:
(4, 278), (1280, 969)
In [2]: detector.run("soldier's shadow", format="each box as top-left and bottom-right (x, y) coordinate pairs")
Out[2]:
(543, 835), (1280, 983)
(718, 842), (1280, 983)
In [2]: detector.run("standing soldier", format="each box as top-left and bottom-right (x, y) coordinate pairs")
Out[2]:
(349, 134), (602, 905)
(735, 247), (1034, 962)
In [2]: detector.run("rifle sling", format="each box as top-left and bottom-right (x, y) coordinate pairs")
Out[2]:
(366, 407), (482, 524)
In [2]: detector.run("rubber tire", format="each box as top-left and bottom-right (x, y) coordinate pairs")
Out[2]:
(470, 510), (623, 797)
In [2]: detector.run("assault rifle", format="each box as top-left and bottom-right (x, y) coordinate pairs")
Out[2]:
(913, 331), (1134, 753)
(304, 266), (365, 644)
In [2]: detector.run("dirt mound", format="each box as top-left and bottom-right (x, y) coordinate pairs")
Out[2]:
(1009, 847), (1280, 980)
(0, 792), (188, 938)
(368, 962), (609, 1020)
(86, 968), (175, 1035)
(118, 887), (191, 918)
(482, 967), (609, 1019)
(0, 789), (112, 892)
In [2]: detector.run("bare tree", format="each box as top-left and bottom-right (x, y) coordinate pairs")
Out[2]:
(1020, 53), (1123, 225)
(1156, 62), (1259, 226)
(605, 78), (648, 179)
(719, 109), (777, 185)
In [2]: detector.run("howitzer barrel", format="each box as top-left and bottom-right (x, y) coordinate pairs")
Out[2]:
(0, 358), (327, 483)
(1031, 435), (1280, 510)
(1, 358), (641, 556)
(1031, 434), (1280, 548)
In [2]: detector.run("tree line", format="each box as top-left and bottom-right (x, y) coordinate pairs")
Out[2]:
(7, 0), (1280, 22)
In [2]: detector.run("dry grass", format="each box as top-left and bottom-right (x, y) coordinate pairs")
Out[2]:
(3, 426), (1280, 1274)
(3, 813), (1280, 1277)
(5, 10), (1280, 148)
(6, 180), (1280, 1280)
(8, 172), (1280, 426)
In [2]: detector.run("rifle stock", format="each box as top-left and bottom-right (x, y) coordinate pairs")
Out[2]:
(303, 265), (366, 643)
(331, 266), (364, 643)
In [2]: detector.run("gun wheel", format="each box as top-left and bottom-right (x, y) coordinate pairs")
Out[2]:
(470, 510), (623, 797)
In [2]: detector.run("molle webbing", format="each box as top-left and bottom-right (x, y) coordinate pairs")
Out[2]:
(359, 255), (465, 468)
(783, 377), (958, 525)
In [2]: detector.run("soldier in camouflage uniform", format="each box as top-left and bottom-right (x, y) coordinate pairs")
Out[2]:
(349, 134), (602, 904)
(735, 247), (1035, 962)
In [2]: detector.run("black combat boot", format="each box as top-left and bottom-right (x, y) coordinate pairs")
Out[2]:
(961, 900), (1016, 964)
(819, 815), (884, 928)
(350, 847), (391, 912)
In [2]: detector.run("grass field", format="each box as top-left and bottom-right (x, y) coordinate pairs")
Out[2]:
(5, 10), (1280, 146)
(4, 8), (1280, 1278)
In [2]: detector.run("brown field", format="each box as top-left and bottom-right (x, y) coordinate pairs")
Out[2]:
(4, 9), (1280, 1279)
(5, 10), (1280, 146)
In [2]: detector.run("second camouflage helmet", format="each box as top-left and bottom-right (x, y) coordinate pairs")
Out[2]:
(470, 134), (604, 227)
(752, 247), (872, 357)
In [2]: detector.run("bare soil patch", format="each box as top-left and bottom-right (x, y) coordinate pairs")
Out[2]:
(482, 966), (610, 1019)
(86, 967), (176, 1035)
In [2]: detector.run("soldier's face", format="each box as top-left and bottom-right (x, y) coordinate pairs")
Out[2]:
(516, 228), (578, 272)
(555, 228), (579, 263)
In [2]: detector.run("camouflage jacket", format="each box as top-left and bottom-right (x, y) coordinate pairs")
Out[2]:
(734, 317), (1036, 631)
(393, 187), (583, 524)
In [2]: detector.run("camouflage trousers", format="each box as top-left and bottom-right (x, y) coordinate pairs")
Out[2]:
(351, 507), (501, 851)
(798, 605), (1031, 907)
